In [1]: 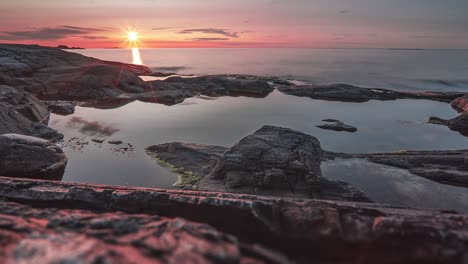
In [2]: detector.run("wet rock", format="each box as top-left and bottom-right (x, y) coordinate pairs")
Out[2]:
(0, 85), (62, 141)
(451, 95), (468, 113)
(44, 100), (76, 115)
(429, 113), (468, 137)
(317, 119), (357, 133)
(278, 83), (465, 103)
(0, 134), (67, 180)
(355, 150), (468, 188)
(0, 177), (466, 264)
(147, 126), (370, 201)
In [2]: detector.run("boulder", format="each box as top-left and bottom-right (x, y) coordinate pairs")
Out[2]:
(0, 134), (67, 180)
(147, 126), (370, 201)
(317, 119), (358, 133)
(0, 85), (62, 141)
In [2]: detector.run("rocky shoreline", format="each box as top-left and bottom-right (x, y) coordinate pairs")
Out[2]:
(0, 44), (467, 263)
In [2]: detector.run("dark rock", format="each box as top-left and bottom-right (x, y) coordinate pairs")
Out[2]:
(145, 142), (228, 187)
(0, 85), (62, 141)
(91, 139), (105, 144)
(147, 126), (369, 201)
(451, 95), (468, 113)
(278, 83), (465, 103)
(317, 119), (358, 133)
(44, 100), (76, 115)
(108, 140), (123, 145)
(137, 75), (275, 105)
(0, 134), (67, 180)
(429, 113), (468, 137)
(355, 150), (468, 188)
(0, 177), (466, 264)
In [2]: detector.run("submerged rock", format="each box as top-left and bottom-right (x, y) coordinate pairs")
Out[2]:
(0, 134), (67, 180)
(317, 119), (358, 133)
(278, 83), (464, 103)
(0, 177), (466, 264)
(147, 126), (370, 201)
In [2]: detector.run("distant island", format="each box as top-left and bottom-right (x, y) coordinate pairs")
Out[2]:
(57, 45), (85, 50)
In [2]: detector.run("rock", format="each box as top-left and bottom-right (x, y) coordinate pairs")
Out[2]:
(0, 200), (289, 264)
(317, 119), (358, 132)
(108, 140), (123, 145)
(0, 44), (151, 102)
(44, 100), (76, 115)
(147, 126), (369, 201)
(0, 177), (466, 264)
(355, 150), (468, 188)
(429, 113), (468, 137)
(146, 142), (228, 175)
(137, 75), (275, 105)
(278, 83), (465, 103)
(0, 134), (67, 180)
(451, 95), (468, 113)
(91, 139), (105, 144)
(0, 85), (62, 141)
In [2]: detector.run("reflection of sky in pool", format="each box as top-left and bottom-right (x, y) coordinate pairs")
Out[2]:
(49, 91), (468, 211)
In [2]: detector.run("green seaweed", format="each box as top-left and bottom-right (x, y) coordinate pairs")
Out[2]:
(146, 151), (203, 188)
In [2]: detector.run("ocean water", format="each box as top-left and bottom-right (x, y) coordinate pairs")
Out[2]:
(76, 48), (468, 92)
(49, 48), (468, 212)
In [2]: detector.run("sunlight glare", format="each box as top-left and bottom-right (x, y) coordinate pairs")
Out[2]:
(132, 47), (143, 65)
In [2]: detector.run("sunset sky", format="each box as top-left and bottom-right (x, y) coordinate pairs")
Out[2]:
(1, 0), (467, 49)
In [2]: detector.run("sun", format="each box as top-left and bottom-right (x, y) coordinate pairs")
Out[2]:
(128, 31), (138, 42)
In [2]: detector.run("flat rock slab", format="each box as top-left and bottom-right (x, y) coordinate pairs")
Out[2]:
(0, 177), (466, 264)
(0, 134), (67, 180)
(355, 150), (468, 188)
(278, 83), (464, 103)
(317, 119), (358, 132)
(451, 95), (468, 113)
(147, 126), (370, 202)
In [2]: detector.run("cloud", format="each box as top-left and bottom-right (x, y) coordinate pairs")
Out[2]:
(80, 36), (108, 40)
(339, 10), (350, 14)
(0, 26), (108, 40)
(190, 38), (230, 41)
(152, 27), (171, 31)
(179, 28), (239, 38)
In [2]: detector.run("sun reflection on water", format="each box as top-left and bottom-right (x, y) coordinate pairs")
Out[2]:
(132, 47), (143, 65)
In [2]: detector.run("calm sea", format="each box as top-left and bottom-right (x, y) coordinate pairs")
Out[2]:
(49, 48), (468, 212)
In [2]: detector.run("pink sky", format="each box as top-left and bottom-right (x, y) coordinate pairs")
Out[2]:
(1, 0), (467, 49)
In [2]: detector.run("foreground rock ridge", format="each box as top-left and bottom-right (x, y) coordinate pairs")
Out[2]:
(147, 125), (370, 202)
(0, 177), (466, 264)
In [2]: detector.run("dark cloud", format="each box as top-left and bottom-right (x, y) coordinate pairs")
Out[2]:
(152, 27), (171, 31)
(179, 28), (239, 38)
(80, 36), (108, 40)
(0, 26), (108, 40)
(67, 117), (119, 137)
(190, 38), (229, 41)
